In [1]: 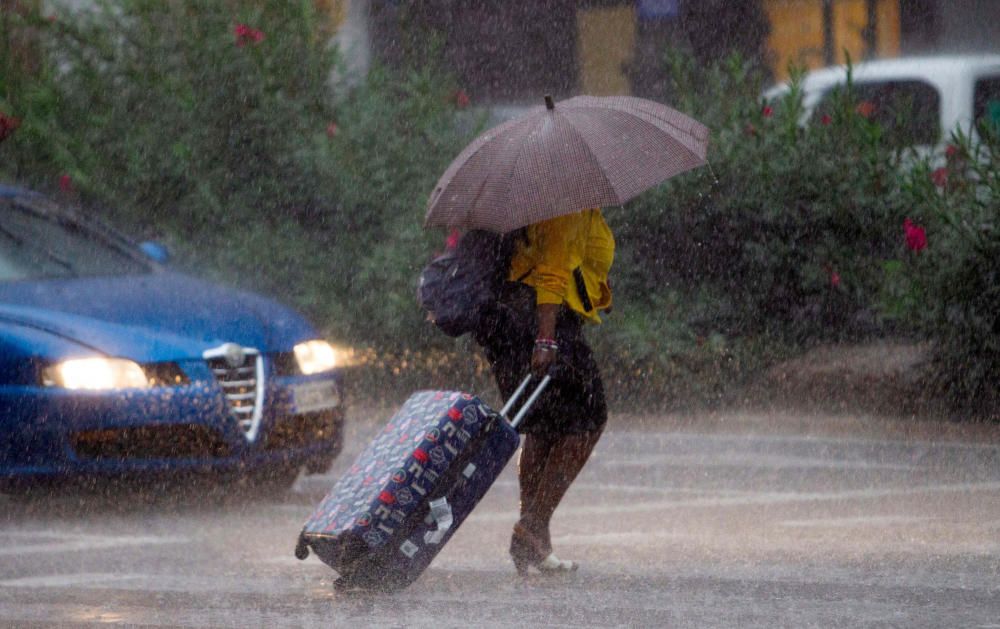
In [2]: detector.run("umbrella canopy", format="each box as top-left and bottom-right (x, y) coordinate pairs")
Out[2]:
(424, 95), (710, 233)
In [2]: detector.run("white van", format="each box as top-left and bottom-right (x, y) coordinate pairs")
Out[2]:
(765, 54), (1000, 149)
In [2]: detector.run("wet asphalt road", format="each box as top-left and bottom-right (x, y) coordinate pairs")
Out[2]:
(1, 408), (999, 628)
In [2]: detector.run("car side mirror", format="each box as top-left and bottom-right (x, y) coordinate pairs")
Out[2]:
(139, 241), (170, 264)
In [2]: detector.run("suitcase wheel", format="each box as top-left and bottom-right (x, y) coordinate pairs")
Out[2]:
(294, 535), (310, 560)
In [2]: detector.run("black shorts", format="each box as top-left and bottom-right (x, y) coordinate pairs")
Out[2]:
(474, 282), (607, 437)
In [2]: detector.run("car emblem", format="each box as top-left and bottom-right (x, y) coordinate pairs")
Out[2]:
(219, 342), (245, 368)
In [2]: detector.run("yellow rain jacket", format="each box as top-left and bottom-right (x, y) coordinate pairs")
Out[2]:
(508, 208), (614, 324)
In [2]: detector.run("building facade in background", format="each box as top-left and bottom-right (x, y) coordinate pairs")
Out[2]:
(766, 0), (901, 79)
(355, 0), (1000, 103)
(10, 1), (1000, 102)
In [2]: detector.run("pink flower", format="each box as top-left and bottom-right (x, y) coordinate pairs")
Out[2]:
(820, 113), (833, 126)
(830, 270), (841, 287)
(903, 218), (927, 252)
(453, 89), (470, 109)
(326, 121), (339, 138)
(58, 174), (73, 193)
(945, 144), (959, 159)
(234, 23), (265, 47)
(856, 101), (876, 118)
(931, 167), (948, 188)
(762, 105), (773, 118)
(445, 228), (461, 250)
(0, 111), (21, 143)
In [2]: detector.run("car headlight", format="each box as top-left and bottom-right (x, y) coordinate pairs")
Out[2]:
(43, 357), (150, 390)
(294, 340), (338, 375)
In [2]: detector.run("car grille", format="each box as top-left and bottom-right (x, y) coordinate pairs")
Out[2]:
(203, 344), (265, 442)
(72, 425), (232, 461)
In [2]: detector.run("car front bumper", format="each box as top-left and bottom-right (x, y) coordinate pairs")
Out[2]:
(0, 369), (345, 482)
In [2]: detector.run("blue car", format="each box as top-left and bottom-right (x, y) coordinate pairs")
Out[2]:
(0, 184), (345, 492)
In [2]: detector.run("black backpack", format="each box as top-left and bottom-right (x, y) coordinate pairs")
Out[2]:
(417, 229), (524, 337)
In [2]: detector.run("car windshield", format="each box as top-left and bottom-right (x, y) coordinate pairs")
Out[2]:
(814, 79), (941, 147)
(0, 199), (151, 281)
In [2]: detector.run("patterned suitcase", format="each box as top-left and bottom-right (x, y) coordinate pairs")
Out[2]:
(295, 376), (548, 590)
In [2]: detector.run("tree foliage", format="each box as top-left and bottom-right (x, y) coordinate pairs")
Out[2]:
(0, 0), (480, 346)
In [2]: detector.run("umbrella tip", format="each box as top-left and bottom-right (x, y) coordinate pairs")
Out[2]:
(544, 94), (554, 110)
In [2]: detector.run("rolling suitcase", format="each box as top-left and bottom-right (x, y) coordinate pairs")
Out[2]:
(295, 375), (549, 590)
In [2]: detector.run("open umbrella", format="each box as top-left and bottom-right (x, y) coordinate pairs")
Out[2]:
(424, 94), (709, 233)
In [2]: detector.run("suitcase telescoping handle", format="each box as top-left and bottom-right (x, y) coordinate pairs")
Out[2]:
(500, 374), (551, 430)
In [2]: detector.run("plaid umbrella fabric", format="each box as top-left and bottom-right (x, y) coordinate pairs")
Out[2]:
(424, 95), (710, 233)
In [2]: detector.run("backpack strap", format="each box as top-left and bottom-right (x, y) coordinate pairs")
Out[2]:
(572, 267), (593, 312)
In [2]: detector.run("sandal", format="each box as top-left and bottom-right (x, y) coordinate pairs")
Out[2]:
(535, 552), (578, 573)
(510, 523), (579, 575)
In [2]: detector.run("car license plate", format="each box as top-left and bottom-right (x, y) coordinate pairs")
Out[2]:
(291, 380), (339, 414)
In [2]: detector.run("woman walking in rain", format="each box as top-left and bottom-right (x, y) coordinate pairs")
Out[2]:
(425, 94), (707, 576)
(474, 206), (614, 575)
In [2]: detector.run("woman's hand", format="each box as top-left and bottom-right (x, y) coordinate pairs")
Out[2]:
(531, 344), (557, 378)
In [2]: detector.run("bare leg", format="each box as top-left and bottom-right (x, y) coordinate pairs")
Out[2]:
(517, 433), (556, 527)
(518, 428), (603, 553)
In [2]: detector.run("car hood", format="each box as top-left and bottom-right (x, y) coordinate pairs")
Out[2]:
(0, 271), (316, 362)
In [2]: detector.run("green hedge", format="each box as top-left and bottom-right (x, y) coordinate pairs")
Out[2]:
(615, 54), (908, 343)
(0, 0), (479, 349)
(3, 4), (997, 415)
(889, 124), (1000, 418)
(604, 52), (998, 416)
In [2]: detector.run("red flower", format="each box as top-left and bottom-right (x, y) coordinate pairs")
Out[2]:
(945, 144), (959, 159)
(931, 167), (948, 188)
(903, 218), (927, 252)
(830, 270), (841, 287)
(855, 101), (876, 118)
(820, 113), (833, 126)
(445, 228), (461, 250)
(453, 89), (470, 109)
(762, 105), (773, 118)
(326, 121), (339, 138)
(0, 111), (21, 143)
(234, 23), (265, 47)
(58, 174), (73, 193)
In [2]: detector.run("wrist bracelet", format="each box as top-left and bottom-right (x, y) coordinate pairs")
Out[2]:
(534, 338), (559, 352)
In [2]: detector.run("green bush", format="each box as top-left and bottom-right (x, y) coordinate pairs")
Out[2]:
(615, 53), (909, 345)
(0, 0), (479, 348)
(2, 1), (337, 226)
(891, 124), (1000, 418)
(7, 4), (995, 416)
